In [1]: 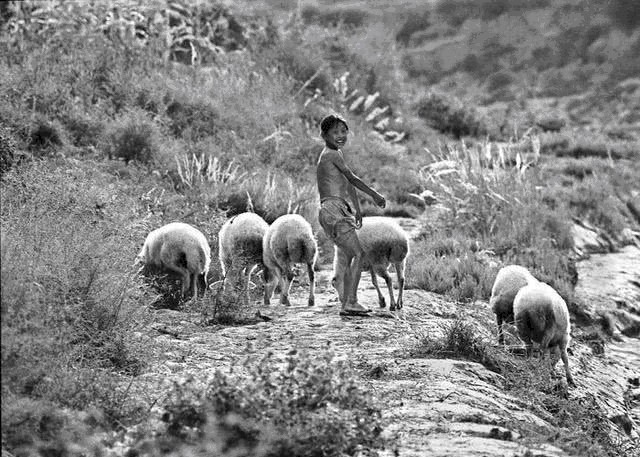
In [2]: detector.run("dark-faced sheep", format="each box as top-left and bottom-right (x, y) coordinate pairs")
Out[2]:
(332, 216), (409, 311)
(218, 212), (269, 305)
(514, 281), (575, 387)
(263, 214), (318, 307)
(136, 222), (211, 300)
(490, 265), (538, 345)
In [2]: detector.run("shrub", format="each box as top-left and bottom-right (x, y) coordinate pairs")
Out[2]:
(436, 0), (550, 26)
(102, 109), (161, 163)
(140, 349), (387, 456)
(606, 0), (640, 31)
(395, 10), (431, 46)
(1, 159), (153, 444)
(165, 95), (220, 141)
(269, 38), (332, 94)
(415, 91), (486, 139)
(0, 125), (17, 176)
(409, 138), (578, 303)
(28, 115), (67, 153)
(301, 4), (369, 29)
(486, 70), (516, 93)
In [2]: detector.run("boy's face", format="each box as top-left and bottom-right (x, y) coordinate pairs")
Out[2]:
(322, 122), (348, 150)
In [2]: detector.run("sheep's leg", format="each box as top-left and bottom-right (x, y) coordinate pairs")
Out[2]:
(263, 267), (278, 306)
(540, 332), (553, 360)
(496, 315), (505, 346)
(307, 262), (315, 307)
(279, 265), (294, 306)
(378, 267), (396, 310)
(559, 345), (575, 387)
(370, 268), (386, 308)
(395, 260), (406, 310)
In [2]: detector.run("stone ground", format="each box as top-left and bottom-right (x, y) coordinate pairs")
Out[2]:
(126, 220), (640, 457)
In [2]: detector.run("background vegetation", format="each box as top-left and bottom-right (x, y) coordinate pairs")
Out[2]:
(1, 0), (638, 455)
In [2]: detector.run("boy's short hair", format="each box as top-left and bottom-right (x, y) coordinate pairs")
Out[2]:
(320, 114), (349, 135)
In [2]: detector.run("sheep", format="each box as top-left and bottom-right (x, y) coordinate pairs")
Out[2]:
(218, 212), (269, 305)
(332, 216), (409, 311)
(136, 222), (211, 300)
(490, 265), (538, 345)
(514, 281), (575, 386)
(263, 214), (318, 307)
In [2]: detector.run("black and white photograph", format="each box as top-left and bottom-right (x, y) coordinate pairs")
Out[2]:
(1, 0), (639, 455)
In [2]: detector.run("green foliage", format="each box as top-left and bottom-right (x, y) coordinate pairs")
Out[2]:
(1, 159), (154, 438)
(301, 4), (369, 29)
(144, 349), (386, 456)
(166, 95), (220, 141)
(0, 124), (17, 175)
(606, 0), (640, 31)
(415, 91), (486, 139)
(410, 319), (505, 372)
(409, 138), (578, 302)
(408, 235), (497, 301)
(395, 9), (431, 46)
(102, 109), (161, 163)
(436, 0), (550, 26)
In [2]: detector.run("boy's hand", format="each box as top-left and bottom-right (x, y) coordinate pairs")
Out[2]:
(355, 212), (363, 229)
(374, 193), (386, 208)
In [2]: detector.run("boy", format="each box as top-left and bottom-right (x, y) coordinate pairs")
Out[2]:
(316, 114), (386, 316)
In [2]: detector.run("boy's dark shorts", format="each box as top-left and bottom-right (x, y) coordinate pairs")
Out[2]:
(319, 198), (357, 243)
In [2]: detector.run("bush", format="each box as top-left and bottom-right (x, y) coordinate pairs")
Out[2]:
(0, 125), (17, 176)
(436, 0), (550, 26)
(102, 109), (161, 163)
(409, 139), (577, 303)
(415, 91), (486, 139)
(395, 10), (431, 46)
(1, 159), (153, 443)
(29, 115), (67, 153)
(606, 0), (640, 31)
(139, 348), (387, 456)
(301, 4), (369, 29)
(165, 95), (220, 141)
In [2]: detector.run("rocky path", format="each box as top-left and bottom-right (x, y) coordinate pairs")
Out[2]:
(133, 218), (639, 456)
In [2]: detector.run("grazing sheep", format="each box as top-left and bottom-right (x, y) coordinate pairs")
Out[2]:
(514, 282), (575, 386)
(263, 214), (318, 307)
(136, 222), (211, 300)
(218, 212), (269, 305)
(332, 217), (409, 311)
(490, 265), (538, 345)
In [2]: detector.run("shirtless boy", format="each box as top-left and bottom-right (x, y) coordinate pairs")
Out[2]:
(316, 114), (386, 315)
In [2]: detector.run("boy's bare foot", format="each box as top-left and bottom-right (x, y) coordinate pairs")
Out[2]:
(340, 302), (372, 315)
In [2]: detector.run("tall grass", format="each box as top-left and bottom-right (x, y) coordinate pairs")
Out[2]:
(409, 135), (576, 302)
(1, 159), (157, 444)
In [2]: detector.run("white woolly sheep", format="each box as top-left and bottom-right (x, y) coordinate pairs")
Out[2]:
(514, 282), (575, 386)
(490, 265), (538, 345)
(136, 222), (211, 300)
(218, 212), (269, 305)
(263, 214), (318, 307)
(332, 216), (409, 311)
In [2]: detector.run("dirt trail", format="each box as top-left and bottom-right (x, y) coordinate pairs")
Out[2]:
(135, 219), (639, 456)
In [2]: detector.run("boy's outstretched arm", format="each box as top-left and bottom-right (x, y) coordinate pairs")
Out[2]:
(332, 154), (386, 208)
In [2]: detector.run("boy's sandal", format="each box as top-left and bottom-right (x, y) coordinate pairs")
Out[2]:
(339, 308), (373, 316)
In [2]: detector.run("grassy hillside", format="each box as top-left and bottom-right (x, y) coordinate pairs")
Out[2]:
(1, 0), (639, 455)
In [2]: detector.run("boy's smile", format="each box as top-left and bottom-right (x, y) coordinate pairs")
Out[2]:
(323, 123), (348, 150)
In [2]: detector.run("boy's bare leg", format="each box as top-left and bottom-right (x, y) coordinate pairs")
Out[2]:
(336, 231), (370, 313)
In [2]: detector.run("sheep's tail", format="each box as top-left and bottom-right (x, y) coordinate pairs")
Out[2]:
(390, 239), (409, 263)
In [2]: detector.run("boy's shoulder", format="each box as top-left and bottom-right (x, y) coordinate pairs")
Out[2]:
(318, 147), (343, 162)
